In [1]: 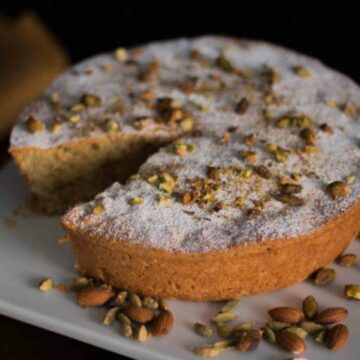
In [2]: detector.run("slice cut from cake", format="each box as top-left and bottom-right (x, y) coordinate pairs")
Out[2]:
(11, 36), (360, 299)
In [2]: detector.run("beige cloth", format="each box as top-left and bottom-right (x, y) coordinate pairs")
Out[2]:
(0, 12), (68, 136)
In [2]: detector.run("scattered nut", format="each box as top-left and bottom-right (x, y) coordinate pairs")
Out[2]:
(151, 310), (174, 336)
(38, 277), (53, 292)
(77, 286), (114, 307)
(313, 268), (336, 286)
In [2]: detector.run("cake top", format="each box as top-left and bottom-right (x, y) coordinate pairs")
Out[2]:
(29, 35), (360, 253)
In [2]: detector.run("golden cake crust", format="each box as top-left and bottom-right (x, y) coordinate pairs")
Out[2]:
(63, 198), (360, 301)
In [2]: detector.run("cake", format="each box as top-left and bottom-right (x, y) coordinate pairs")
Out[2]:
(11, 36), (360, 300)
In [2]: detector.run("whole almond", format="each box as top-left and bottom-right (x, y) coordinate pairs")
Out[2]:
(269, 307), (304, 324)
(326, 324), (349, 351)
(276, 331), (306, 354)
(151, 310), (174, 336)
(123, 305), (155, 324)
(314, 307), (348, 325)
(76, 286), (114, 307)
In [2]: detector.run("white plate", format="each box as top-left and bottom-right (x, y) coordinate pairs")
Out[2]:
(0, 162), (359, 360)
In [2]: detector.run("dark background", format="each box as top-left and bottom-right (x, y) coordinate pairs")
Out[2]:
(2, 1), (360, 83)
(1, 2), (360, 359)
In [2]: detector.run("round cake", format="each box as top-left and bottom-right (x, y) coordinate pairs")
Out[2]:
(10, 36), (360, 300)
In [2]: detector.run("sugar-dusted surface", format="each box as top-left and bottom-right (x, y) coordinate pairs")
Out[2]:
(58, 36), (360, 253)
(1, 161), (360, 360)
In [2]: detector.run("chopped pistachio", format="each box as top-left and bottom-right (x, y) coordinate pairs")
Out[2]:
(266, 320), (291, 331)
(210, 311), (237, 323)
(48, 119), (62, 133)
(190, 49), (202, 60)
(264, 143), (278, 153)
(245, 133), (256, 147)
(216, 322), (232, 338)
(302, 295), (317, 320)
(262, 326), (276, 344)
(347, 175), (356, 184)
(236, 98), (250, 114)
(239, 151), (257, 162)
(180, 117), (194, 132)
(241, 169), (253, 178)
(254, 165), (272, 180)
(102, 63), (113, 73)
(121, 323), (133, 338)
(221, 299), (240, 312)
(344, 102), (358, 119)
(280, 184), (303, 195)
(109, 291), (127, 306)
(81, 94), (101, 107)
(129, 197), (144, 205)
(314, 328), (328, 344)
(344, 284), (360, 300)
(129, 292), (142, 307)
(275, 194), (305, 206)
(320, 123), (334, 134)
(103, 118), (119, 133)
(274, 147), (290, 162)
(299, 321), (324, 334)
(293, 66), (312, 78)
(337, 254), (358, 267)
(135, 325), (149, 342)
(234, 197), (246, 207)
(158, 195), (170, 205)
(276, 117), (290, 128)
(300, 128), (316, 144)
(118, 312), (131, 325)
(67, 114), (81, 123)
(115, 47), (128, 61)
(92, 203), (105, 215)
(193, 346), (220, 357)
(285, 326), (308, 339)
(313, 267), (336, 286)
(139, 61), (160, 82)
(175, 142), (188, 157)
(70, 103), (85, 112)
(142, 296), (159, 310)
(327, 181), (351, 199)
(221, 132), (231, 145)
(130, 174), (141, 181)
(291, 173), (302, 182)
(216, 55), (235, 73)
(103, 307), (120, 326)
(326, 100), (338, 108)
(303, 145), (319, 155)
(147, 175), (158, 184)
(26, 115), (44, 133)
(38, 277), (53, 292)
(194, 322), (213, 337)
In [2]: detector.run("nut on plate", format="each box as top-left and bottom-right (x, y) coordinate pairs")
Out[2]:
(151, 310), (174, 336)
(76, 285), (114, 307)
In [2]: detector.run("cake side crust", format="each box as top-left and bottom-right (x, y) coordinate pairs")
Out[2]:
(62, 198), (360, 301)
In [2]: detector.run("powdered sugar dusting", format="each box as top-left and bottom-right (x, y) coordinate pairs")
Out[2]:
(12, 36), (360, 252)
